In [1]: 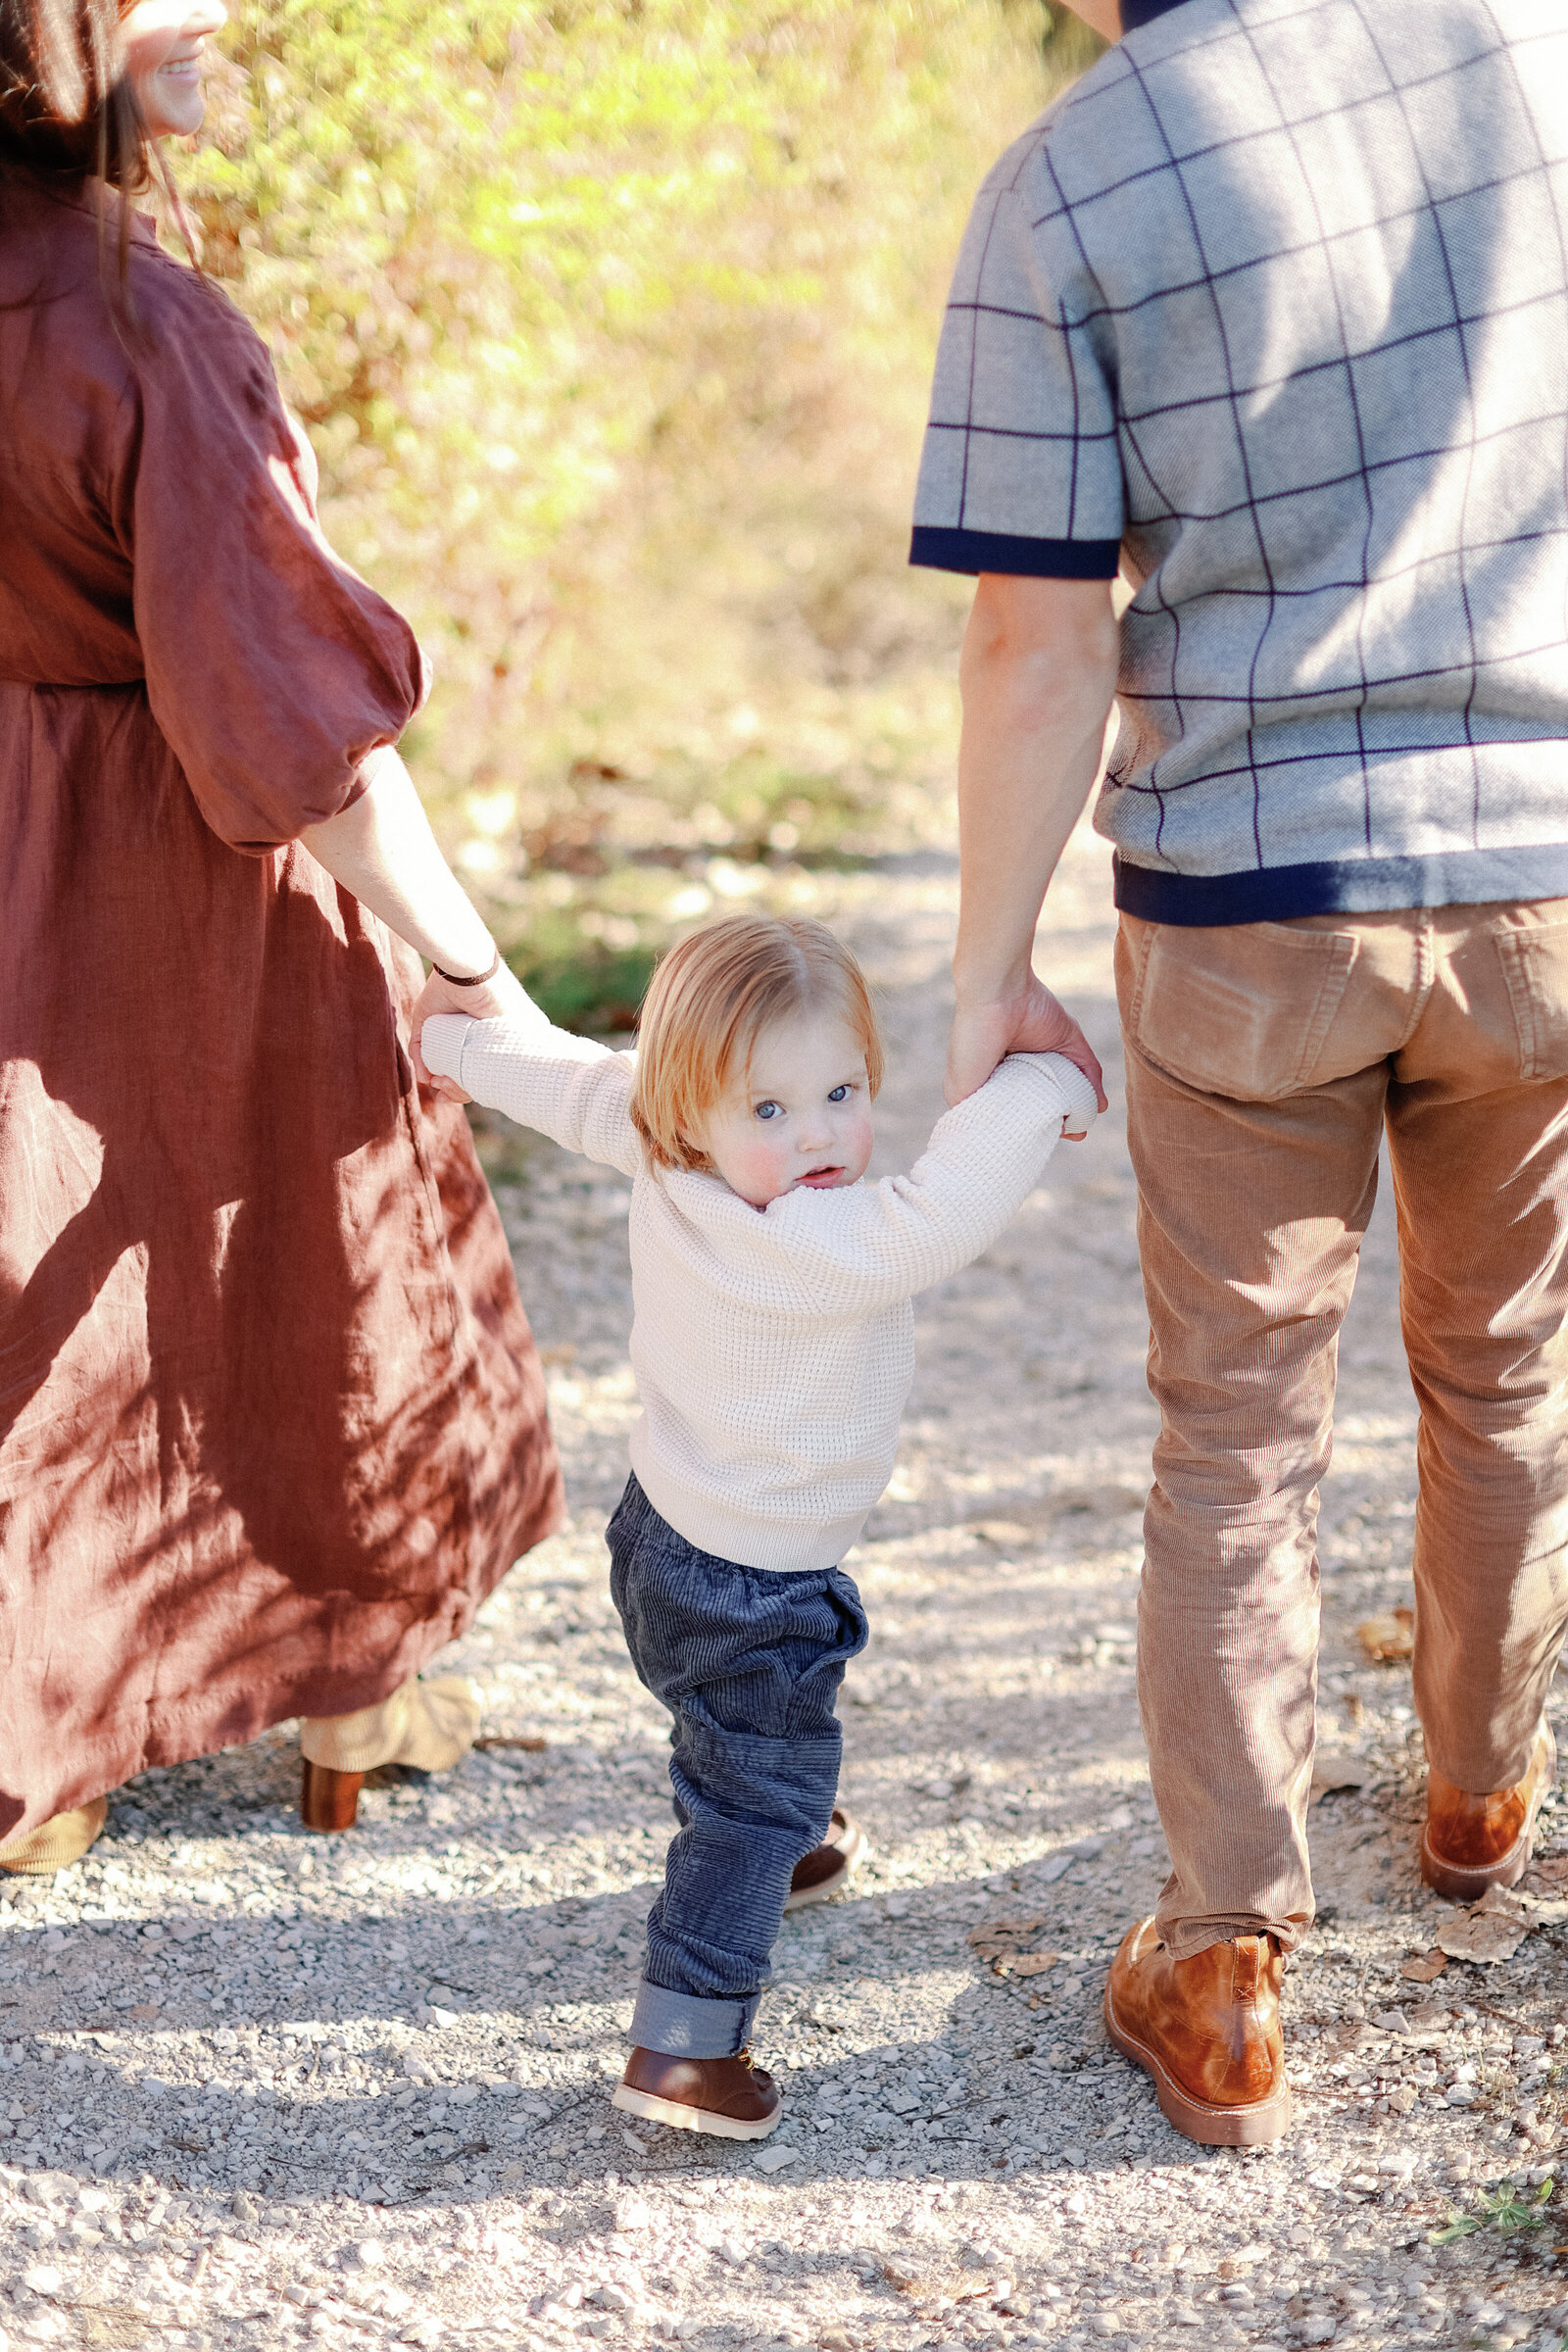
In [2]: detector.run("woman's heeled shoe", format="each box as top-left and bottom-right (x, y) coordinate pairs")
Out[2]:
(299, 1762), (364, 1833)
(298, 1675), (481, 1833)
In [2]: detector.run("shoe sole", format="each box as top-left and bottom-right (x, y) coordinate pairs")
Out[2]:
(1421, 1723), (1556, 1903)
(612, 2082), (782, 2141)
(783, 1819), (869, 1914)
(1102, 1979), (1293, 2148)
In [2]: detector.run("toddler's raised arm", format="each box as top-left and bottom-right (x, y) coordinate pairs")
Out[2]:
(422, 1008), (642, 1179)
(775, 1051), (1099, 1313)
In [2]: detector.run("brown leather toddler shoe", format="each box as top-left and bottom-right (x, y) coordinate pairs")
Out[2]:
(1422, 1720), (1555, 1902)
(1103, 1916), (1291, 2146)
(612, 2046), (782, 2140)
(784, 1806), (868, 1913)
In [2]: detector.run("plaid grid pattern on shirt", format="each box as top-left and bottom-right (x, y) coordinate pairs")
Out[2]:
(911, 0), (1568, 924)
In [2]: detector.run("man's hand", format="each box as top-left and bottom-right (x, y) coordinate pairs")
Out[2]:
(410, 961), (529, 1101)
(946, 972), (1106, 1112)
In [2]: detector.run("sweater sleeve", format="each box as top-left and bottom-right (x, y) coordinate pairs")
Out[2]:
(776, 1052), (1098, 1312)
(422, 1012), (643, 1178)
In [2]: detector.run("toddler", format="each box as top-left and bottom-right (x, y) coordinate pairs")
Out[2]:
(422, 913), (1096, 2141)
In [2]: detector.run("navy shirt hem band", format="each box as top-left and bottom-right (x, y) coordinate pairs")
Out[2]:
(1112, 844), (1568, 926)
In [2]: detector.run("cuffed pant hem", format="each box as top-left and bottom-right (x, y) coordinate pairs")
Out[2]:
(629, 1978), (760, 2059)
(1155, 1911), (1312, 1964)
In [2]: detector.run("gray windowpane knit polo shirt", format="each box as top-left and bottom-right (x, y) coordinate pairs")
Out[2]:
(910, 0), (1568, 925)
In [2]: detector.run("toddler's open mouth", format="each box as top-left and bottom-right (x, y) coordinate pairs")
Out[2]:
(796, 1165), (844, 1188)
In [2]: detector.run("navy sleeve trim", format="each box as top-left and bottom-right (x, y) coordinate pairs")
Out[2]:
(908, 527), (1122, 579)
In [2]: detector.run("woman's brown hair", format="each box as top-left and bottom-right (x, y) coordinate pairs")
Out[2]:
(0, 1), (157, 305)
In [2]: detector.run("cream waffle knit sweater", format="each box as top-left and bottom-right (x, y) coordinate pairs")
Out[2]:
(424, 1009), (1097, 1574)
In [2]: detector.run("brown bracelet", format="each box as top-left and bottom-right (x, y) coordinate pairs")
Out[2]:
(433, 950), (502, 987)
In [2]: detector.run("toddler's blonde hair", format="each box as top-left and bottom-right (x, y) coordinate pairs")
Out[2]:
(631, 913), (883, 1174)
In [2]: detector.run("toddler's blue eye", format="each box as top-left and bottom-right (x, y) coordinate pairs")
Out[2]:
(828, 1085), (850, 1102)
(754, 1101), (781, 1121)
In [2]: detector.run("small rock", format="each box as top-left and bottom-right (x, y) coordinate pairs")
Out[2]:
(22, 2267), (62, 2297)
(753, 2143), (799, 2173)
(594, 2283), (634, 2312)
(230, 2189), (258, 2225)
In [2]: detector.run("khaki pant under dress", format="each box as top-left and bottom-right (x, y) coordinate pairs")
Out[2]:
(1117, 902), (1568, 1959)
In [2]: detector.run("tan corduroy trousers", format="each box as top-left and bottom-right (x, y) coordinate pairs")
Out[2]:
(1116, 901), (1568, 1959)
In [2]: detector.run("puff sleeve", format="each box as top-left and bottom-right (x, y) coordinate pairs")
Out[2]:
(117, 276), (427, 852)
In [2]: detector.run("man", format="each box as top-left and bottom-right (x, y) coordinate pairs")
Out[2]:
(913, 0), (1568, 2145)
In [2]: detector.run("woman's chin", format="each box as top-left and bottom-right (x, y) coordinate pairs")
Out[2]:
(138, 92), (207, 140)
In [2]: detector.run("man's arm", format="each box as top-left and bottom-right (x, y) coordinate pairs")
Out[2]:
(946, 573), (1121, 1105)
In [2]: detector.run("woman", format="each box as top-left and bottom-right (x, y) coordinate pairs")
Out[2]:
(0, 0), (564, 1869)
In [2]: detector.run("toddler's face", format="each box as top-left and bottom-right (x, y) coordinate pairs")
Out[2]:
(696, 1008), (875, 1208)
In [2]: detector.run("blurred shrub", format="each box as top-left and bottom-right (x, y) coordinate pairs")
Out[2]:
(181, 3), (1098, 1017)
(188, 6), (1093, 808)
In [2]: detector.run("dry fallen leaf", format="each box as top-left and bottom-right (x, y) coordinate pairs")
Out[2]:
(1523, 1854), (1568, 1893)
(966, 1914), (1046, 1947)
(1399, 1950), (1449, 1984)
(1356, 1605), (1414, 1664)
(968, 1911), (1056, 1979)
(1435, 1885), (1530, 1966)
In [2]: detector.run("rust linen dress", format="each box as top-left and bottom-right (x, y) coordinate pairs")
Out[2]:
(0, 173), (564, 1842)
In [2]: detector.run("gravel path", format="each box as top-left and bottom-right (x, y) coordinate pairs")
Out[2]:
(6, 826), (1568, 2352)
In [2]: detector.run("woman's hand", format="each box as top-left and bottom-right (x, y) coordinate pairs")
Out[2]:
(945, 971), (1106, 1112)
(410, 962), (529, 1101)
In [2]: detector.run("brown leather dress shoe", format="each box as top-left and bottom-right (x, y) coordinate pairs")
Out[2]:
(1423, 1720), (1555, 1902)
(612, 2046), (782, 2140)
(1103, 1917), (1292, 2146)
(784, 1806), (868, 1914)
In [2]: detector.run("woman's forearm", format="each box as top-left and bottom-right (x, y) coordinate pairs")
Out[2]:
(299, 744), (497, 978)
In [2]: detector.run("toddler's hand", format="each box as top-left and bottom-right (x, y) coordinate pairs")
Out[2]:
(411, 961), (532, 1101)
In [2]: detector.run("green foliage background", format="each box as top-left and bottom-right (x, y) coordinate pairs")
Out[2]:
(179, 2), (1098, 1009)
